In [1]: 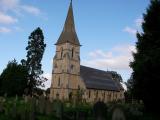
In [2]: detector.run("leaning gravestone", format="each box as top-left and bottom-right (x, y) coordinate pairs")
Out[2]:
(93, 101), (108, 120)
(112, 108), (126, 120)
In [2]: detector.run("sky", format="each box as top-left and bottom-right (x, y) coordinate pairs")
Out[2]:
(0, 0), (150, 89)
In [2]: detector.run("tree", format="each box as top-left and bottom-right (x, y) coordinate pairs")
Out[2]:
(0, 59), (28, 96)
(124, 74), (134, 102)
(25, 27), (46, 95)
(109, 71), (123, 82)
(0, 74), (2, 95)
(130, 0), (160, 113)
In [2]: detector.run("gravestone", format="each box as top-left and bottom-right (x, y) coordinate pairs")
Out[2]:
(11, 102), (17, 119)
(76, 110), (88, 120)
(45, 100), (52, 115)
(0, 101), (4, 114)
(53, 100), (63, 119)
(28, 97), (36, 120)
(93, 101), (107, 120)
(0, 96), (5, 102)
(39, 95), (46, 114)
(112, 108), (126, 120)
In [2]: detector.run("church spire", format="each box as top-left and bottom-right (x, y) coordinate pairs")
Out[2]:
(63, 0), (75, 32)
(55, 0), (80, 46)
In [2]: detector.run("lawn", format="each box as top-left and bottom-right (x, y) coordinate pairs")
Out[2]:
(0, 96), (159, 120)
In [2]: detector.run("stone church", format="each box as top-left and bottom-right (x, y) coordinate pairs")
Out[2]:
(50, 1), (124, 103)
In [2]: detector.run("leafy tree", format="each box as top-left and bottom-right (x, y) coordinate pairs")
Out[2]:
(124, 74), (134, 102)
(46, 88), (50, 95)
(130, 0), (160, 113)
(109, 71), (123, 82)
(0, 75), (2, 95)
(24, 27), (47, 95)
(0, 59), (28, 96)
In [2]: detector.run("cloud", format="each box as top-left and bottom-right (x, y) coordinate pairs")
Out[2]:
(123, 17), (143, 36)
(113, 44), (136, 54)
(0, 0), (42, 33)
(43, 73), (52, 89)
(13, 26), (23, 31)
(0, 0), (41, 16)
(21, 5), (41, 15)
(123, 26), (137, 35)
(0, 12), (18, 24)
(89, 50), (112, 58)
(121, 82), (127, 91)
(135, 18), (143, 27)
(0, 27), (11, 33)
(82, 44), (136, 71)
(0, 0), (19, 12)
(43, 73), (51, 80)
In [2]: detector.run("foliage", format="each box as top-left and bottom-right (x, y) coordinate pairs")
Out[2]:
(35, 88), (45, 96)
(23, 27), (47, 95)
(75, 88), (84, 104)
(0, 77), (2, 95)
(130, 0), (160, 113)
(0, 59), (28, 96)
(109, 71), (123, 82)
(124, 74), (134, 102)
(46, 88), (50, 95)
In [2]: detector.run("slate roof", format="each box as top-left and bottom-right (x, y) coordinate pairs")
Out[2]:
(55, 1), (80, 46)
(80, 65), (123, 91)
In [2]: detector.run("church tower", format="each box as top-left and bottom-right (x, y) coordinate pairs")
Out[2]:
(50, 1), (81, 100)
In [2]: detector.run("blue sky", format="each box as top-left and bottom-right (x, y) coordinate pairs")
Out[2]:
(0, 0), (150, 88)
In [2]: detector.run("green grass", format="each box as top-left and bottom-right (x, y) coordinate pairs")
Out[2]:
(0, 97), (159, 120)
(36, 115), (59, 120)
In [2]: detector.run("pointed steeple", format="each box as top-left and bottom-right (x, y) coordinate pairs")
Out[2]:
(64, 0), (75, 32)
(55, 0), (80, 46)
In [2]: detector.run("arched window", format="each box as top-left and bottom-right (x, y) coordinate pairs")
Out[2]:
(71, 48), (74, 58)
(60, 47), (63, 58)
(54, 63), (58, 68)
(96, 91), (98, 98)
(58, 77), (60, 86)
(69, 92), (73, 101)
(70, 64), (74, 70)
(78, 85), (80, 89)
(56, 93), (59, 99)
(89, 90), (91, 98)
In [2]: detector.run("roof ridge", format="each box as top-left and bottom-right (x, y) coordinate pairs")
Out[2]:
(80, 65), (109, 73)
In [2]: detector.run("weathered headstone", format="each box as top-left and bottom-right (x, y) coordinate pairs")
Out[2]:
(19, 108), (27, 120)
(76, 110), (88, 120)
(45, 100), (52, 115)
(11, 102), (17, 119)
(53, 100), (63, 119)
(29, 97), (36, 120)
(0, 101), (4, 114)
(4, 93), (7, 98)
(38, 95), (46, 114)
(112, 108), (126, 120)
(24, 95), (28, 103)
(15, 95), (18, 101)
(93, 101), (107, 120)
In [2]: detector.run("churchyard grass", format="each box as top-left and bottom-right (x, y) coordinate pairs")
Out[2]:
(0, 96), (159, 120)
